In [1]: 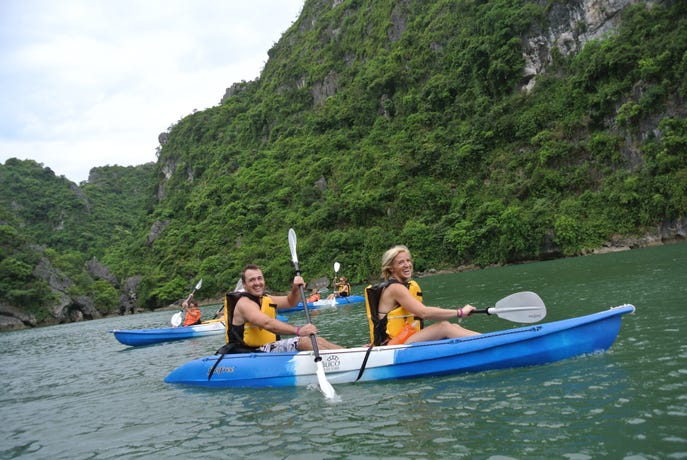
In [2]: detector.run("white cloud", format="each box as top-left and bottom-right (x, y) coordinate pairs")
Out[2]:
(0, 0), (304, 183)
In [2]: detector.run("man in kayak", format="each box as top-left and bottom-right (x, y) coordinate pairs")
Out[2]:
(225, 264), (341, 353)
(181, 299), (202, 326)
(365, 245), (479, 345)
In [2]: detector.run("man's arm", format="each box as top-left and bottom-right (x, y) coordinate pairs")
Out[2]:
(273, 275), (305, 309)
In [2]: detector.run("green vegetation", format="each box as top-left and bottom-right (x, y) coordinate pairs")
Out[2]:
(0, 160), (155, 318)
(1, 0), (685, 321)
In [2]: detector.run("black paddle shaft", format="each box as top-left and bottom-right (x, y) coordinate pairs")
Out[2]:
(293, 264), (322, 362)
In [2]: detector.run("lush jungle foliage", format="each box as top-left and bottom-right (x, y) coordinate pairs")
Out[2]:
(1, 0), (685, 316)
(0, 159), (155, 316)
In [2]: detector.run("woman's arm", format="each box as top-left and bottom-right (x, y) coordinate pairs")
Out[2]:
(386, 283), (473, 320)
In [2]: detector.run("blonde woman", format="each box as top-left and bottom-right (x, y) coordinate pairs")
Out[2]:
(365, 245), (479, 345)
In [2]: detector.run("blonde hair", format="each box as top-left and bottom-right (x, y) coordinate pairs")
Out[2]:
(381, 245), (411, 280)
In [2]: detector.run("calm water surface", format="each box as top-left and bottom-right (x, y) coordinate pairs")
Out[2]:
(1, 243), (686, 459)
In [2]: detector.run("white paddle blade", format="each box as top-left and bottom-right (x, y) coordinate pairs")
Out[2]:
(288, 228), (299, 264)
(315, 361), (338, 400)
(334, 262), (340, 273)
(234, 278), (244, 292)
(186, 278), (203, 302)
(171, 311), (182, 327)
(492, 291), (546, 323)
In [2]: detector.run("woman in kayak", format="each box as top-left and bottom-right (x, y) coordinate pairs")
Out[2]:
(365, 245), (479, 345)
(226, 264), (341, 353)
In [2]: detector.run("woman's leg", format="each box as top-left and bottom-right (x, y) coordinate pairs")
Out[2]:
(406, 321), (479, 343)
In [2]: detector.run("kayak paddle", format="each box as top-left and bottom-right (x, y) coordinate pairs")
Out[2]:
(472, 291), (546, 323)
(234, 278), (244, 292)
(288, 228), (338, 400)
(171, 278), (203, 327)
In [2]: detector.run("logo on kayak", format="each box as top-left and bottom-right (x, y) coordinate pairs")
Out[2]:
(209, 366), (235, 376)
(323, 354), (341, 371)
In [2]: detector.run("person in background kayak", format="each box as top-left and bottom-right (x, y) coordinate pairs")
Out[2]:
(365, 245), (479, 345)
(307, 288), (321, 303)
(227, 264), (341, 353)
(181, 299), (202, 326)
(326, 276), (351, 300)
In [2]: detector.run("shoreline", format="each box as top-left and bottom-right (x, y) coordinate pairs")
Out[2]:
(417, 235), (685, 277)
(1, 236), (684, 332)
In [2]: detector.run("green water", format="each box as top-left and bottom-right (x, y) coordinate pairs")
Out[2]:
(1, 243), (685, 459)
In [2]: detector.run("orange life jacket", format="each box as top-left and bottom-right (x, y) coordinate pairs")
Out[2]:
(182, 307), (202, 326)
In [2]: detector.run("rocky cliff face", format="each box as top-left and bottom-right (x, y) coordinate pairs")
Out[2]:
(0, 303), (37, 330)
(521, 0), (683, 198)
(301, 0), (665, 124)
(522, 0), (662, 92)
(0, 248), (142, 331)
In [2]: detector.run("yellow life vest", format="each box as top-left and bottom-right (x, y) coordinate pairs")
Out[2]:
(338, 282), (351, 296)
(365, 279), (423, 345)
(224, 291), (279, 347)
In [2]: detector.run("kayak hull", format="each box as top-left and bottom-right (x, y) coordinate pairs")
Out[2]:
(111, 314), (289, 347)
(280, 294), (365, 313)
(110, 320), (226, 346)
(164, 304), (635, 388)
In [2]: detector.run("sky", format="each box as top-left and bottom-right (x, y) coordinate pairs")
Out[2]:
(0, 0), (305, 184)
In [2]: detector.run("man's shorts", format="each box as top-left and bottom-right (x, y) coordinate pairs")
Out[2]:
(258, 337), (300, 353)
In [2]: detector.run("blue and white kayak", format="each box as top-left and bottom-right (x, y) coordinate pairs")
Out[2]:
(164, 304), (636, 388)
(110, 315), (289, 347)
(280, 294), (365, 313)
(110, 320), (225, 347)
